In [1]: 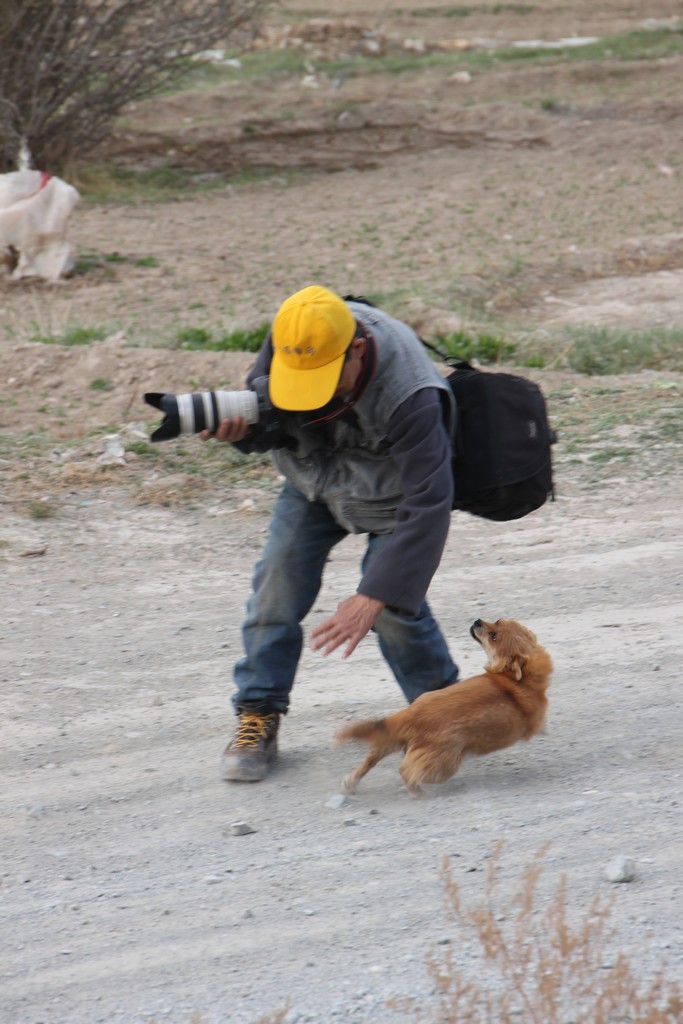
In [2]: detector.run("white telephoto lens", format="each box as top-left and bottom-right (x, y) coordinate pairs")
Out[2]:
(214, 390), (260, 425)
(175, 389), (260, 434)
(177, 392), (198, 434)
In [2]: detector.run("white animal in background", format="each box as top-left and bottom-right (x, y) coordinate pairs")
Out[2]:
(0, 169), (79, 282)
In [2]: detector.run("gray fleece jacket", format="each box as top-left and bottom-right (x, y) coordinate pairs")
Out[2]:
(238, 300), (454, 614)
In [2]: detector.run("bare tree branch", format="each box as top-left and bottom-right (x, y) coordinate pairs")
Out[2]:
(0, 0), (270, 170)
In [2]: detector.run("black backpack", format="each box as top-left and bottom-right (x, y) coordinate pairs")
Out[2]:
(441, 354), (556, 521)
(344, 296), (557, 522)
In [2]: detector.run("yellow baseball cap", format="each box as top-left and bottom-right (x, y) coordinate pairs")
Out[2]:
(269, 285), (356, 411)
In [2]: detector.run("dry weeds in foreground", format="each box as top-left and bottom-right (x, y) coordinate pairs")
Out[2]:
(394, 843), (682, 1024)
(153, 847), (682, 1024)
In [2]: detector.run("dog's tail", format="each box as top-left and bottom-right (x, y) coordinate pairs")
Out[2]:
(336, 717), (404, 754)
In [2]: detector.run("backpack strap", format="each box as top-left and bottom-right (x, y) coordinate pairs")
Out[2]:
(418, 334), (474, 371)
(342, 293), (377, 308)
(342, 294), (473, 368)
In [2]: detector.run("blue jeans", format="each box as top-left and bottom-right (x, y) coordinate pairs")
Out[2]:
(233, 482), (458, 713)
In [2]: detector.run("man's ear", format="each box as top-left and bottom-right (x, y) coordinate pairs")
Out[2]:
(350, 336), (366, 358)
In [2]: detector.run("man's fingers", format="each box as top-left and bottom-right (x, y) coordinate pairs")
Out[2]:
(317, 631), (360, 658)
(310, 625), (343, 654)
(341, 637), (360, 660)
(315, 635), (359, 659)
(311, 594), (384, 658)
(200, 417), (250, 443)
(311, 622), (343, 654)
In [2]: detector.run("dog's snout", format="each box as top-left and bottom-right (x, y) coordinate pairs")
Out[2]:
(470, 619), (483, 643)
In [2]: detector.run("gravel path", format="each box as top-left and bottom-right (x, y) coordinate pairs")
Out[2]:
(2, 467), (682, 1023)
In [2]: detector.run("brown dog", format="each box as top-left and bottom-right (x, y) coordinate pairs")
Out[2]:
(337, 618), (552, 796)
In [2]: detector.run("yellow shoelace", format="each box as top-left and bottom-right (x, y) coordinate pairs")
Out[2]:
(235, 714), (273, 748)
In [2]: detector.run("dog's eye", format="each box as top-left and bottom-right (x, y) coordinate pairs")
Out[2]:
(490, 632), (497, 642)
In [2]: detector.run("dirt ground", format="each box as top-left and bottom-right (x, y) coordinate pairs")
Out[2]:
(1, 3), (683, 1023)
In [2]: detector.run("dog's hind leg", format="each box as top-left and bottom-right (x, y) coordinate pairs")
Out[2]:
(341, 748), (385, 794)
(398, 752), (426, 797)
(399, 768), (425, 798)
(399, 747), (464, 797)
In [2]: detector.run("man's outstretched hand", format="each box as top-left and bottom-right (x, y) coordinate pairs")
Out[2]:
(311, 594), (385, 659)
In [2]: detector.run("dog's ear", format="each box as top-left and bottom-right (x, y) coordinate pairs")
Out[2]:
(509, 654), (528, 682)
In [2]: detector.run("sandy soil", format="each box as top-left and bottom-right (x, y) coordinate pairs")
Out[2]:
(1, 3), (683, 1023)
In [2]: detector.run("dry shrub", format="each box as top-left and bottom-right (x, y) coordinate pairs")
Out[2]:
(397, 843), (682, 1024)
(0, 0), (269, 171)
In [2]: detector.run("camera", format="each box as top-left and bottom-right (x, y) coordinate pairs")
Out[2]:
(144, 376), (278, 443)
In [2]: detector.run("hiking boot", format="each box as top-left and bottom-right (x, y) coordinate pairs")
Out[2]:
(221, 708), (280, 782)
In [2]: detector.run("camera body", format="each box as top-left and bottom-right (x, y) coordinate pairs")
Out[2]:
(144, 376), (279, 443)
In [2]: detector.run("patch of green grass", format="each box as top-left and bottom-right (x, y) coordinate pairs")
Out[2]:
(74, 162), (230, 203)
(545, 376), (683, 482)
(659, 414), (683, 439)
(27, 499), (57, 519)
(517, 327), (683, 375)
(89, 378), (112, 391)
(494, 26), (683, 63)
(125, 439), (157, 457)
(224, 25), (683, 83)
(73, 250), (160, 274)
(412, 4), (535, 16)
(31, 326), (108, 346)
(176, 327), (213, 346)
(76, 157), (299, 202)
(435, 330), (516, 364)
(430, 24), (675, 71)
(587, 446), (634, 464)
(540, 96), (565, 112)
(72, 252), (117, 277)
(175, 324), (269, 352)
(563, 327), (683, 375)
(520, 353), (546, 368)
(186, 49), (310, 84)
